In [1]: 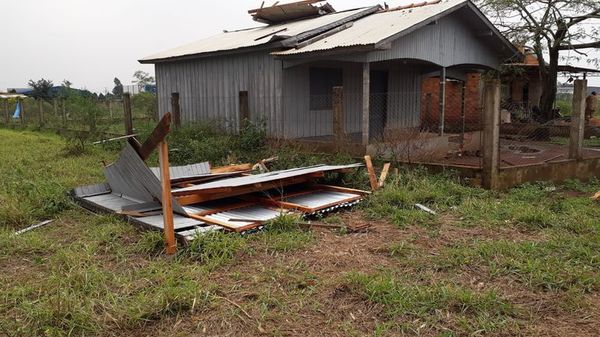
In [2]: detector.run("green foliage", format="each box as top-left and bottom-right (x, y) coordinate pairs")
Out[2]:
(131, 92), (157, 119)
(255, 214), (314, 253)
(27, 78), (54, 101)
(61, 96), (108, 153)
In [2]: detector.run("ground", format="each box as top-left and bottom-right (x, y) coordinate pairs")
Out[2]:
(1, 128), (600, 337)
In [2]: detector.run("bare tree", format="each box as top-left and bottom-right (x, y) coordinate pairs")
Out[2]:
(479, 0), (600, 120)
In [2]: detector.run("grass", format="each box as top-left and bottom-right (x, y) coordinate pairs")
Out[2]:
(2, 127), (600, 336)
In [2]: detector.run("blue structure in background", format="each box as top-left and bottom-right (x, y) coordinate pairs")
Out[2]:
(12, 102), (21, 119)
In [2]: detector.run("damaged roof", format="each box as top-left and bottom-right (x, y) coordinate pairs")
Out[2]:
(139, 7), (371, 63)
(140, 0), (517, 63)
(249, 0), (336, 24)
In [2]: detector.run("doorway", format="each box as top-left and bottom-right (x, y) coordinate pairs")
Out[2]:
(370, 70), (389, 140)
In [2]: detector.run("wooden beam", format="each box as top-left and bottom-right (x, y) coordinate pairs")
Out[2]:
(364, 155), (378, 191)
(158, 140), (176, 255)
(378, 163), (391, 188)
(187, 214), (261, 233)
(137, 112), (172, 160)
(171, 93), (181, 128)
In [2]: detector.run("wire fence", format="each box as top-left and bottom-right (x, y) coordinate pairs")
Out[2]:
(0, 94), (158, 137)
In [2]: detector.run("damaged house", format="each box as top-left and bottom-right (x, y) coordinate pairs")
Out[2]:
(139, 0), (519, 152)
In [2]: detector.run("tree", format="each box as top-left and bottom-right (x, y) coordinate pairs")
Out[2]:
(112, 77), (123, 98)
(479, 0), (600, 120)
(27, 78), (54, 101)
(132, 70), (155, 91)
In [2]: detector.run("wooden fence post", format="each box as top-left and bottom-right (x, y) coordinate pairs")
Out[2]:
(61, 98), (66, 127)
(482, 79), (501, 190)
(171, 92), (181, 128)
(38, 99), (44, 127)
(3, 99), (8, 125)
(239, 91), (249, 133)
(20, 99), (25, 124)
(123, 93), (133, 135)
(569, 79), (587, 160)
(332, 86), (345, 147)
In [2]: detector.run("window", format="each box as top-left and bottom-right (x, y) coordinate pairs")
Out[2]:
(309, 67), (343, 110)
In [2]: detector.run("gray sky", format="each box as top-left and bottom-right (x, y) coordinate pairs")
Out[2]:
(1, 0), (598, 93)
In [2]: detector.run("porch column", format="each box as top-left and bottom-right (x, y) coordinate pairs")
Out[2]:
(482, 79), (501, 190)
(569, 79), (587, 160)
(439, 67), (446, 136)
(362, 62), (370, 146)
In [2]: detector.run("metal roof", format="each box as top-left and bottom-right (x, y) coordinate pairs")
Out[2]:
(273, 0), (469, 55)
(172, 163), (363, 194)
(139, 8), (367, 62)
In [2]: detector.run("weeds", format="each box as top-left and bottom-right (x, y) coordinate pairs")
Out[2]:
(344, 271), (517, 335)
(255, 214), (314, 253)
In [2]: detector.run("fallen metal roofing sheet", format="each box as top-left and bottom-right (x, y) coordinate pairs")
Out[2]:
(104, 143), (187, 214)
(139, 8), (367, 62)
(273, 0), (467, 55)
(172, 163), (363, 194)
(285, 190), (360, 209)
(149, 162), (210, 181)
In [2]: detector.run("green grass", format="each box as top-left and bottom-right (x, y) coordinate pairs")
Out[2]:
(344, 271), (517, 335)
(2, 127), (600, 336)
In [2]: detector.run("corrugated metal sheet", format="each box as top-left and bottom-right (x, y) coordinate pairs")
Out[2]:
(273, 0), (468, 55)
(173, 163), (363, 194)
(104, 143), (187, 214)
(149, 162), (210, 180)
(285, 190), (360, 208)
(140, 8), (367, 62)
(155, 51), (284, 136)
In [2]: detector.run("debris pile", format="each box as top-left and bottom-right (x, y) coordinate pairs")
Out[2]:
(72, 114), (368, 243)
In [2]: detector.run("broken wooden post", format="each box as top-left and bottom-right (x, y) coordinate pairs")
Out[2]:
(171, 92), (181, 128)
(123, 93), (133, 135)
(364, 155), (378, 191)
(239, 91), (249, 133)
(482, 79), (501, 190)
(378, 162), (391, 188)
(362, 62), (370, 146)
(332, 86), (345, 147)
(159, 138), (177, 255)
(569, 79), (587, 160)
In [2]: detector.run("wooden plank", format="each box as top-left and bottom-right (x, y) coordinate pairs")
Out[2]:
(176, 175), (318, 205)
(482, 80), (500, 190)
(211, 163), (253, 173)
(187, 214), (261, 233)
(314, 184), (371, 195)
(138, 112), (172, 160)
(378, 163), (391, 188)
(364, 155), (378, 191)
(159, 141), (177, 255)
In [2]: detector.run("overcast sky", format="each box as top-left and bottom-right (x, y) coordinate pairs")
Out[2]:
(1, 0), (598, 93)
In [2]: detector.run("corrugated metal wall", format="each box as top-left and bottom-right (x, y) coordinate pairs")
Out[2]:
(155, 51), (283, 136)
(282, 62), (363, 138)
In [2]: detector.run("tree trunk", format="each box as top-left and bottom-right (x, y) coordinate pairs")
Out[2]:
(539, 47), (560, 121)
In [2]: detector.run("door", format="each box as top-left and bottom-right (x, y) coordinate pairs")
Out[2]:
(370, 70), (388, 140)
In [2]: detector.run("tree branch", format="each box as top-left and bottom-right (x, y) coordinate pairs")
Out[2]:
(558, 41), (600, 50)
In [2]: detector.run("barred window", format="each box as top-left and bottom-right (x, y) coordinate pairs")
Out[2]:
(309, 67), (342, 110)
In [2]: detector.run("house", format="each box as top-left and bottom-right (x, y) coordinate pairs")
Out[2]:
(139, 0), (518, 148)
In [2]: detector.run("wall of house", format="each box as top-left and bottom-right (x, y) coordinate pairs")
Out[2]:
(386, 64), (422, 131)
(420, 73), (482, 131)
(282, 62), (363, 138)
(155, 51), (283, 137)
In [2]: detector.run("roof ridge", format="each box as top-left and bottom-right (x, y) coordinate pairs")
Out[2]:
(383, 0), (443, 12)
